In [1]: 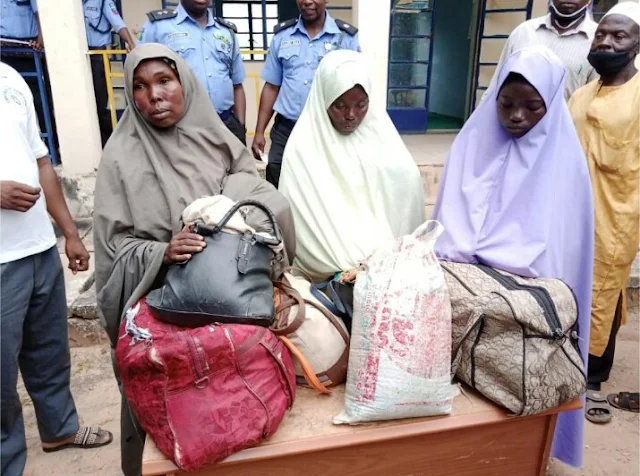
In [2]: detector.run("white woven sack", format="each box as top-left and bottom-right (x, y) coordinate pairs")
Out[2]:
(334, 221), (454, 424)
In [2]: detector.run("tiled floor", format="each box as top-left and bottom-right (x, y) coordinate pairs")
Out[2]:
(402, 132), (456, 166)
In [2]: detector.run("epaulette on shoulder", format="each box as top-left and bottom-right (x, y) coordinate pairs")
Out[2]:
(273, 18), (297, 34)
(146, 9), (177, 22)
(335, 19), (358, 36)
(215, 17), (238, 33)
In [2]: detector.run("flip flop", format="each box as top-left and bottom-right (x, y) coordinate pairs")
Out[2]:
(607, 392), (640, 413)
(42, 426), (113, 453)
(586, 390), (613, 424)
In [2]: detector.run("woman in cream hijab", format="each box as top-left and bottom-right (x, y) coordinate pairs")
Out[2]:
(279, 50), (425, 281)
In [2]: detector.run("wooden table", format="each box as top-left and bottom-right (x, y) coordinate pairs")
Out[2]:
(142, 386), (581, 476)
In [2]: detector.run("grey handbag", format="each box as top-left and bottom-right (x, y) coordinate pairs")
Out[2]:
(146, 200), (282, 328)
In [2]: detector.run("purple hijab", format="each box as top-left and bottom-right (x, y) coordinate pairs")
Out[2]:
(433, 46), (594, 467)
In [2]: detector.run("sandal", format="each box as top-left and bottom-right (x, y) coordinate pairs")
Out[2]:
(586, 390), (613, 424)
(42, 426), (113, 453)
(607, 392), (640, 413)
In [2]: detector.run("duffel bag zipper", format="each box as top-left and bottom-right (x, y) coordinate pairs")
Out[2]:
(477, 265), (564, 340)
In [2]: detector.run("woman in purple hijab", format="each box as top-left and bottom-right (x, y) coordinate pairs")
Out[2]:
(433, 46), (594, 467)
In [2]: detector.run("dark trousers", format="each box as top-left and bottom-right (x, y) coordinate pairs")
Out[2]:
(266, 114), (296, 189)
(1, 52), (59, 154)
(121, 395), (145, 476)
(0, 247), (80, 476)
(90, 50), (112, 148)
(222, 112), (247, 146)
(588, 293), (623, 391)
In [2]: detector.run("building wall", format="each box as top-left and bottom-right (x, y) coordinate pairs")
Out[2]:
(123, 0), (162, 38)
(50, 0), (624, 175)
(109, 0), (554, 130)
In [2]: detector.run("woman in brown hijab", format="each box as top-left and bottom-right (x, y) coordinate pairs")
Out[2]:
(93, 44), (295, 475)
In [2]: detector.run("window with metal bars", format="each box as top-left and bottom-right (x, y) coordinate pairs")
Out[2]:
(160, 1), (278, 60)
(592, 0), (619, 21)
(222, 1), (279, 60)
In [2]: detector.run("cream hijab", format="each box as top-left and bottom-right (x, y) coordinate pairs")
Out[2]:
(279, 50), (425, 281)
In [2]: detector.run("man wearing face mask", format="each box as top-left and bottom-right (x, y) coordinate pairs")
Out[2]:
(483, 0), (597, 101)
(569, 2), (640, 425)
(252, 0), (360, 188)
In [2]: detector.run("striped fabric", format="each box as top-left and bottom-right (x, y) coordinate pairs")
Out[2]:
(486, 14), (598, 101)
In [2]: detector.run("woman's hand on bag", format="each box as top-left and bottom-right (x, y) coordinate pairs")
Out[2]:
(164, 225), (206, 264)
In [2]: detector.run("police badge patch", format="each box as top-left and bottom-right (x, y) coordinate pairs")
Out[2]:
(214, 33), (232, 54)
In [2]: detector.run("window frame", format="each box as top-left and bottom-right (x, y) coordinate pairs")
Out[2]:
(222, 0), (279, 61)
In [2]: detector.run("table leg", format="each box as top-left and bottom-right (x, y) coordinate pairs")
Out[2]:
(538, 414), (559, 476)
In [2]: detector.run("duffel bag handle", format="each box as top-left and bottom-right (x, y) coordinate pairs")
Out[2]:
(451, 313), (484, 370)
(278, 336), (331, 395)
(311, 280), (349, 320)
(194, 199), (282, 246)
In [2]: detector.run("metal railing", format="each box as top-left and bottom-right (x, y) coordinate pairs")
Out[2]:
(2, 47), (59, 164)
(88, 48), (269, 136)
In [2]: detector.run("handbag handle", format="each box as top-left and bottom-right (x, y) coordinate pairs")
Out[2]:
(194, 199), (282, 246)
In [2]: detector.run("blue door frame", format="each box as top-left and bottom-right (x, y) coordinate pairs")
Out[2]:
(386, 0), (436, 134)
(3, 47), (59, 165)
(471, 0), (533, 108)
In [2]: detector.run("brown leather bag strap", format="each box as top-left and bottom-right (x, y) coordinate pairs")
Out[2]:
(272, 280), (306, 335)
(282, 266), (315, 283)
(278, 336), (331, 395)
(275, 279), (349, 344)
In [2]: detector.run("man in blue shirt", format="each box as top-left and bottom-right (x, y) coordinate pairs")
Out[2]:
(0, 0), (58, 153)
(0, 0), (42, 48)
(252, 0), (359, 187)
(83, 0), (135, 147)
(139, 0), (248, 144)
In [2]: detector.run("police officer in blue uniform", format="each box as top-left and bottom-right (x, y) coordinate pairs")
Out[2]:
(252, 0), (360, 187)
(83, 0), (136, 146)
(139, 0), (248, 144)
(0, 0), (57, 151)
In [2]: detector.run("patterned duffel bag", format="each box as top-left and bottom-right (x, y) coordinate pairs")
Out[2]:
(441, 262), (586, 416)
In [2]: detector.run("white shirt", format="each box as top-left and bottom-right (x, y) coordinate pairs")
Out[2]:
(0, 62), (56, 264)
(484, 14), (599, 101)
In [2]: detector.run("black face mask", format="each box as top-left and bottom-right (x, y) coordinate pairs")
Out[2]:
(549, 2), (589, 29)
(587, 49), (635, 76)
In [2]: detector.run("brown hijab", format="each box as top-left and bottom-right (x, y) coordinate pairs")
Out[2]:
(94, 44), (294, 345)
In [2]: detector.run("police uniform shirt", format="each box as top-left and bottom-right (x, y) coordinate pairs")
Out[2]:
(261, 13), (360, 122)
(139, 4), (246, 114)
(83, 0), (126, 48)
(0, 0), (38, 40)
